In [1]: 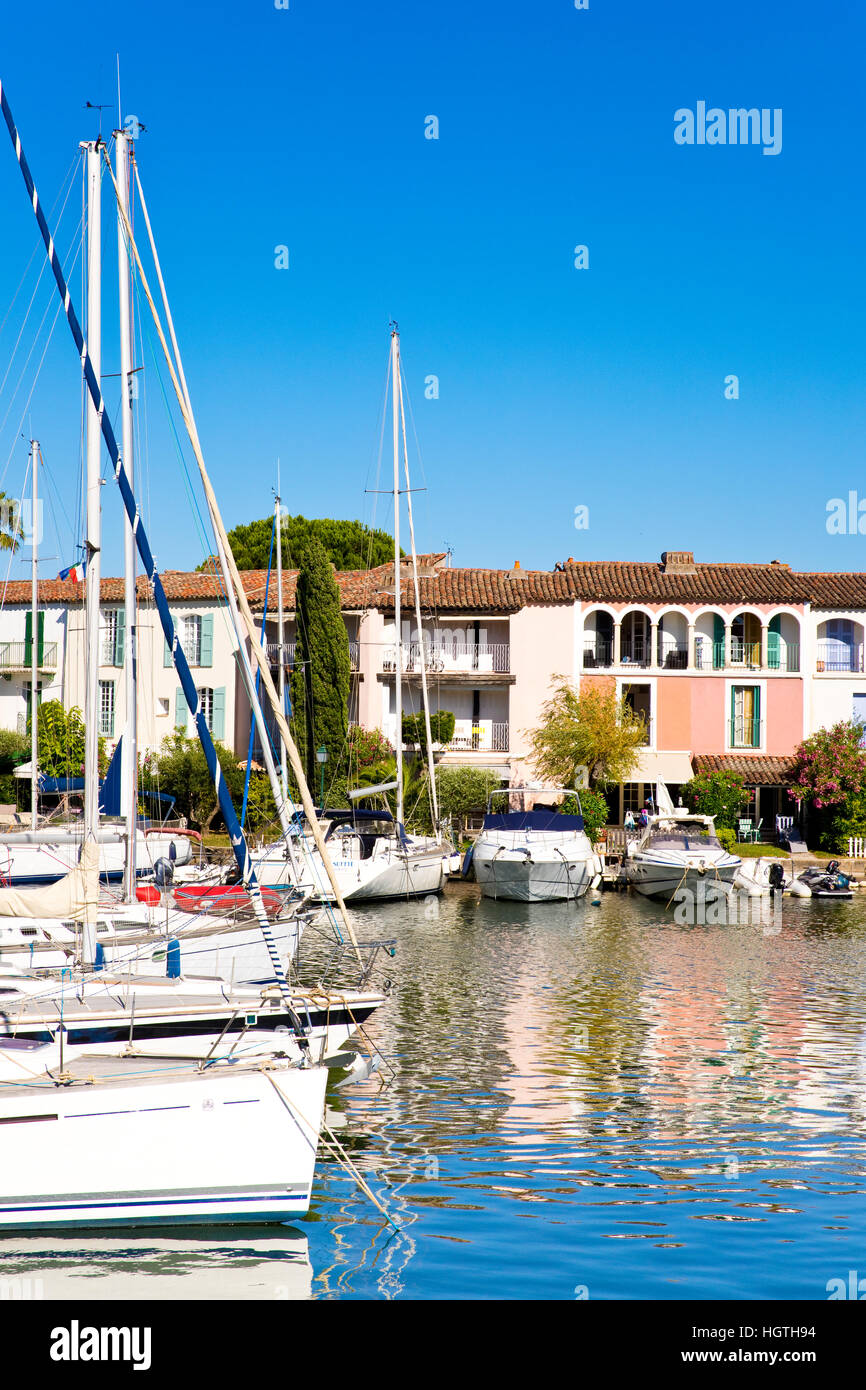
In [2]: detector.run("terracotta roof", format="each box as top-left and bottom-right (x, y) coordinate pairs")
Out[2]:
(555, 559), (806, 604)
(691, 754), (799, 785)
(788, 573), (866, 608)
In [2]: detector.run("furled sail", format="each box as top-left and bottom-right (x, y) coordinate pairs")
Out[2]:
(0, 839), (99, 920)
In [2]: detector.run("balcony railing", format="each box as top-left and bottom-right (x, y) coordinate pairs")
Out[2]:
(448, 720), (510, 752)
(267, 640), (359, 669)
(657, 642), (688, 669)
(730, 717), (763, 749)
(816, 641), (864, 673)
(729, 639), (762, 669)
(0, 641), (58, 671)
(767, 643), (799, 672)
(619, 640), (651, 668)
(583, 640), (613, 669)
(383, 642), (510, 675)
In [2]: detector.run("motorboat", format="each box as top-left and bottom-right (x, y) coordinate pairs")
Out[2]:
(252, 808), (445, 902)
(734, 857), (811, 897)
(470, 788), (603, 902)
(796, 862), (855, 899)
(624, 806), (740, 900)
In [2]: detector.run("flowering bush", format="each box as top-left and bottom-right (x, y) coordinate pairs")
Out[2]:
(788, 721), (866, 809)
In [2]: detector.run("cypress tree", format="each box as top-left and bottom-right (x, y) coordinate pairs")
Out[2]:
(290, 537), (351, 795)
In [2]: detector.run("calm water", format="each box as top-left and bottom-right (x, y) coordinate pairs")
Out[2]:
(3, 882), (866, 1301)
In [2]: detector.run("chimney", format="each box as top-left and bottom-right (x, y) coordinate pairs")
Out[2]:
(660, 550), (696, 574)
(513, 560), (521, 570)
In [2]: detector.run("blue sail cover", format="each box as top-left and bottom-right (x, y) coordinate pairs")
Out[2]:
(98, 735), (123, 815)
(482, 810), (585, 832)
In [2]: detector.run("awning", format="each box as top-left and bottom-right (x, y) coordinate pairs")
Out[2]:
(631, 750), (696, 785)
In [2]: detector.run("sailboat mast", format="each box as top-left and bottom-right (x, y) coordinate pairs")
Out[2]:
(116, 125), (137, 900)
(29, 439), (39, 831)
(81, 138), (103, 964)
(275, 477), (288, 801)
(391, 327), (404, 827)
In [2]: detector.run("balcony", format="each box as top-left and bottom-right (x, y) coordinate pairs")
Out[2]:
(583, 640), (613, 669)
(729, 639), (762, 670)
(730, 717), (763, 750)
(267, 640), (359, 670)
(0, 641), (58, 674)
(448, 720), (510, 753)
(657, 642), (688, 670)
(383, 642), (511, 676)
(816, 641), (864, 673)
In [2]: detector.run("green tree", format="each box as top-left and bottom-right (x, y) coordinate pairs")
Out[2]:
(561, 788), (609, 844)
(433, 766), (503, 840)
(0, 492), (20, 551)
(526, 681), (646, 788)
(31, 701), (107, 778)
(289, 537), (351, 792)
(212, 514), (399, 572)
(140, 731), (245, 830)
(681, 770), (749, 831)
(0, 727), (29, 803)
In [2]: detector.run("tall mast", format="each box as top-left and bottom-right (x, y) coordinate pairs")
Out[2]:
(274, 473), (288, 801)
(115, 124), (137, 900)
(391, 326), (404, 827)
(81, 139), (103, 964)
(29, 439), (39, 831)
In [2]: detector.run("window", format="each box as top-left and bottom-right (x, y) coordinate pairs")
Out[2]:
(157, 696), (170, 717)
(102, 610), (117, 665)
(854, 694), (866, 747)
(98, 680), (115, 737)
(181, 615), (202, 667)
(731, 686), (761, 748)
(623, 683), (652, 744)
(198, 686), (213, 731)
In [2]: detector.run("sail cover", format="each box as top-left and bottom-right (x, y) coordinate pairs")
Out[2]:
(0, 840), (99, 920)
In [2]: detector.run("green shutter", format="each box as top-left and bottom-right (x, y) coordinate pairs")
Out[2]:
(753, 687), (761, 747)
(212, 686), (225, 741)
(114, 610), (125, 667)
(767, 615), (781, 670)
(37, 611), (44, 664)
(24, 611), (31, 666)
(713, 615), (725, 669)
(175, 687), (187, 730)
(200, 613), (213, 667)
(164, 632), (173, 667)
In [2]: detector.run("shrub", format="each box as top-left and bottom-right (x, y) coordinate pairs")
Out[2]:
(561, 788), (609, 844)
(681, 771), (748, 830)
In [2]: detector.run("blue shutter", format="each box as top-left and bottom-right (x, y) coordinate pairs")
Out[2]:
(200, 613), (213, 667)
(175, 687), (187, 731)
(115, 610), (125, 667)
(212, 687), (225, 742)
(164, 632), (173, 667)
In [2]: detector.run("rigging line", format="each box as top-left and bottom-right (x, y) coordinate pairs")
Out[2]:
(0, 157), (81, 397)
(0, 148), (79, 344)
(0, 292), (67, 495)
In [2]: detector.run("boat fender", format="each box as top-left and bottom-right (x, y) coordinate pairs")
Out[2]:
(153, 857), (174, 888)
(166, 938), (181, 979)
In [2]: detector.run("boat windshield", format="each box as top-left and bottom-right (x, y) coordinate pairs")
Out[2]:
(647, 824), (722, 851)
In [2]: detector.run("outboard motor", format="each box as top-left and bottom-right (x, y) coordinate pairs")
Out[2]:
(768, 861), (785, 895)
(153, 856), (174, 889)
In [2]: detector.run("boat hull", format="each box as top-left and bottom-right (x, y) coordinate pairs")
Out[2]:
(625, 859), (740, 899)
(473, 844), (600, 902)
(0, 1061), (327, 1231)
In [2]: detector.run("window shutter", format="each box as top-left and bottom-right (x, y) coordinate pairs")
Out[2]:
(767, 615), (781, 670)
(730, 685), (736, 745)
(200, 613), (213, 667)
(754, 686), (761, 746)
(713, 614), (725, 669)
(37, 611), (44, 664)
(212, 687), (225, 741)
(175, 687), (187, 730)
(114, 609), (125, 667)
(24, 610), (32, 665)
(164, 632), (173, 667)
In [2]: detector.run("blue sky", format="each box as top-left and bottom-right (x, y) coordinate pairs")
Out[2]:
(0, 0), (863, 580)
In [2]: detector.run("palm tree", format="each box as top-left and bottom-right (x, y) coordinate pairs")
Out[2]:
(0, 493), (21, 552)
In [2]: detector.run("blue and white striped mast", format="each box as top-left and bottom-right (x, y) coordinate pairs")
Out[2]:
(0, 81), (307, 1025)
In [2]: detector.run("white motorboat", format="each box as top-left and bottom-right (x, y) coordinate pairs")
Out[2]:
(253, 808), (445, 902)
(0, 1036), (329, 1231)
(733, 856), (810, 897)
(624, 807), (740, 899)
(0, 826), (193, 888)
(470, 788), (603, 902)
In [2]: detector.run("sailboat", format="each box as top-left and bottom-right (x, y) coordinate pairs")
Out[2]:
(0, 83), (393, 1229)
